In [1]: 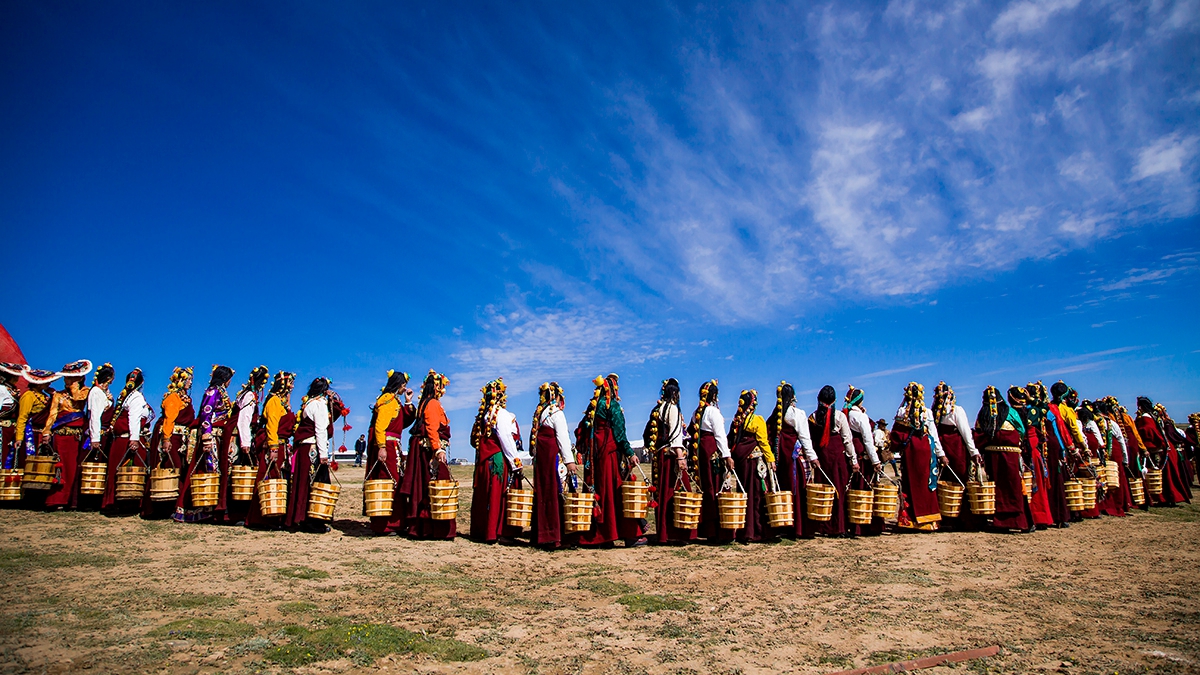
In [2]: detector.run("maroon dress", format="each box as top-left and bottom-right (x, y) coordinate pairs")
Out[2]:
(469, 428), (521, 543)
(976, 428), (1030, 531)
(102, 409), (146, 511)
(44, 402), (86, 509)
(575, 417), (643, 546)
(767, 416), (809, 539)
(140, 402), (194, 519)
(221, 395), (259, 524)
(653, 444), (698, 544)
(1137, 415), (1190, 505)
(936, 421), (971, 529)
(809, 411), (849, 537)
(366, 401), (415, 535)
(531, 421), (570, 547)
(849, 421), (884, 536)
(244, 409), (295, 529)
(696, 432), (723, 541)
(285, 412), (331, 530)
(727, 423), (768, 544)
(891, 422), (940, 530)
(399, 403), (456, 540)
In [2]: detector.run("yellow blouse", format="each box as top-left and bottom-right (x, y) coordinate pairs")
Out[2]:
(1058, 403), (1087, 449)
(263, 395), (287, 446)
(373, 393), (399, 447)
(16, 390), (48, 443)
(741, 414), (773, 463)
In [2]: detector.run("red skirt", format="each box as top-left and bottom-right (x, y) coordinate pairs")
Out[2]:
(577, 420), (642, 546)
(936, 424), (972, 530)
(400, 436), (456, 540)
(811, 432), (849, 536)
(729, 438), (767, 543)
(1028, 444), (1054, 526)
(653, 447), (697, 544)
(141, 429), (185, 519)
(367, 439), (407, 534)
(893, 428), (940, 528)
(1042, 429), (1072, 524)
(772, 426), (809, 538)
(1155, 447), (1191, 505)
(285, 443), (315, 529)
(696, 433), (722, 541)
(45, 433), (82, 508)
(984, 450), (1029, 530)
(468, 440), (519, 543)
(102, 437), (147, 510)
(245, 446), (285, 529)
(849, 434), (884, 536)
(174, 433), (217, 522)
(531, 424), (567, 547)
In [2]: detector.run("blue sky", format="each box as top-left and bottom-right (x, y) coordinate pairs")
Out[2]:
(3, 1), (1198, 457)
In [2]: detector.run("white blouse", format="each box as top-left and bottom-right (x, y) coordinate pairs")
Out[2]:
(894, 406), (945, 458)
(302, 397), (330, 459)
(700, 405), (732, 458)
(655, 401), (685, 450)
(87, 386), (112, 445)
(846, 407), (882, 466)
(124, 390), (152, 439)
(493, 408), (521, 467)
(938, 405), (980, 458)
(783, 405), (817, 462)
(538, 405), (575, 464)
(235, 390), (257, 450)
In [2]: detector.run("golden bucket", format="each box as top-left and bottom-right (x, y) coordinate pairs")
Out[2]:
(766, 490), (795, 528)
(22, 457), (56, 489)
(717, 491), (747, 529)
(79, 462), (107, 495)
(258, 478), (288, 516)
(805, 483), (835, 522)
(114, 465), (147, 501)
(671, 491), (702, 530)
(620, 480), (649, 519)
(428, 479), (459, 521)
(306, 482), (340, 521)
(966, 481), (995, 516)
(363, 479), (394, 517)
(505, 487), (534, 528)
(230, 466), (256, 501)
(189, 472), (220, 508)
(872, 482), (899, 518)
(0, 469), (23, 501)
(1064, 479), (1084, 511)
(564, 492), (595, 533)
(936, 482), (964, 518)
(847, 488), (874, 525)
(149, 468), (180, 501)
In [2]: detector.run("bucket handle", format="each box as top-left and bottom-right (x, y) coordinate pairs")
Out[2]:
(721, 469), (746, 495)
(969, 457), (990, 483)
(942, 462), (966, 487)
(814, 463), (834, 487)
(367, 459), (398, 486)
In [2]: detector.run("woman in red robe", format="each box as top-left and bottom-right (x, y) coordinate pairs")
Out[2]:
(140, 368), (194, 519)
(574, 374), (646, 547)
(844, 386), (884, 536)
(245, 371), (295, 529)
(891, 382), (944, 531)
(686, 380), (733, 541)
(932, 382), (979, 530)
(725, 390), (774, 543)
(766, 382), (813, 539)
(972, 387), (1032, 532)
(365, 370), (415, 535)
(1020, 383), (1056, 528)
(42, 360), (92, 510)
(400, 371), (456, 540)
(530, 382), (578, 550)
(646, 378), (696, 545)
(102, 369), (153, 513)
(807, 385), (856, 537)
(1157, 404), (1194, 499)
(1136, 397), (1190, 506)
(469, 378), (524, 544)
(222, 366), (269, 525)
(287, 378), (346, 533)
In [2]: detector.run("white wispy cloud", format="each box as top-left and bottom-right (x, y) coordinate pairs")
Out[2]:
(851, 362), (937, 380)
(554, 0), (1199, 322)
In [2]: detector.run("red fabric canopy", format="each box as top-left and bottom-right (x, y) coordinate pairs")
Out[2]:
(0, 323), (24, 366)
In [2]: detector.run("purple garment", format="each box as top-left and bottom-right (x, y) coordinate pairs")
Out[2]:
(199, 387), (231, 435)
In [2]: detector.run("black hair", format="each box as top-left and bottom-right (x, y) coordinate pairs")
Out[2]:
(94, 364), (115, 386)
(210, 365), (234, 388)
(661, 379), (680, 405)
(383, 371), (409, 394)
(1137, 396), (1153, 414)
(307, 378), (330, 399)
(1050, 381), (1069, 402)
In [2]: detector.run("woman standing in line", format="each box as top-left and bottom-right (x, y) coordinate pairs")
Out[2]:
(931, 382), (981, 530)
(686, 380), (734, 541)
(1136, 397), (1190, 506)
(175, 365), (234, 523)
(890, 382), (944, 531)
(366, 370), (415, 535)
(400, 370), (456, 540)
(972, 387), (1031, 533)
(530, 382), (577, 550)
(1019, 383), (1056, 529)
(844, 386), (883, 536)
(574, 374), (646, 548)
(469, 378), (523, 544)
(42, 360), (92, 511)
(222, 366), (269, 524)
(725, 390), (774, 543)
(141, 368), (194, 519)
(287, 377), (346, 533)
(647, 378), (696, 545)
(102, 368), (152, 513)
(766, 382), (816, 539)
(806, 385), (856, 537)
(245, 371), (295, 529)
(84, 364), (116, 507)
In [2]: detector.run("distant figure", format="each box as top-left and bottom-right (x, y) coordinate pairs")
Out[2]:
(354, 434), (366, 467)
(875, 419), (898, 476)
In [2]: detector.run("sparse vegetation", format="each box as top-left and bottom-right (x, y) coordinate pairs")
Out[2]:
(274, 565), (330, 580)
(616, 593), (697, 614)
(264, 620), (487, 666)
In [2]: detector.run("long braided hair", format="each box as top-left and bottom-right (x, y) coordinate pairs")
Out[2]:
(767, 382), (795, 457)
(931, 381), (954, 423)
(529, 382), (564, 454)
(164, 367), (194, 405)
(470, 378), (505, 449)
(415, 370), (449, 426)
(238, 365), (270, 400)
(114, 369), (144, 415)
(582, 373), (619, 433)
(646, 379), (680, 452)
(729, 390), (758, 445)
(686, 380), (719, 454)
(92, 363), (115, 388)
(899, 382), (925, 430)
(975, 386), (1006, 438)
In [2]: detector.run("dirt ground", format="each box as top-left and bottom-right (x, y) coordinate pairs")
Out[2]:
(0, 466), (1197, 675)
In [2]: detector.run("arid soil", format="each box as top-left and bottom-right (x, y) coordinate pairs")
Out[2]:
(0, 466), (1197, 675)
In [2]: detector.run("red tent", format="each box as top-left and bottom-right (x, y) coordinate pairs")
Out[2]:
(0, 323), (25, 366)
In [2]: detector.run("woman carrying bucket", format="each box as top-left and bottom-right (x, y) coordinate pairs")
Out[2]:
(529, 382), (577, 550)
(245, 371), (295, 529)
(221, 366), (268, 524)
(766, 382), (815, 539)
(806, 385), (856, 537)
(141, 367), (195, 520)
(646, 378), (697, 545)
(573, 373), (647, 548)
(686, 380), (734, 541)
(890, 382), (944, 532)
(469, 378), (524, 544)
(724, 390), (774, 543)
(973, 387), (1032, 533)
(400, 370), (456, 540)
(365, 370), (415, 535)
(844, 386), (884, 536)
(931, 382), (980, 531)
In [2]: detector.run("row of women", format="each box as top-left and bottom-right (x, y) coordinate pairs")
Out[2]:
(3, 360), (1196, 547)
(0, 360), (356, 532)
(412, 372), (1196, 549)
